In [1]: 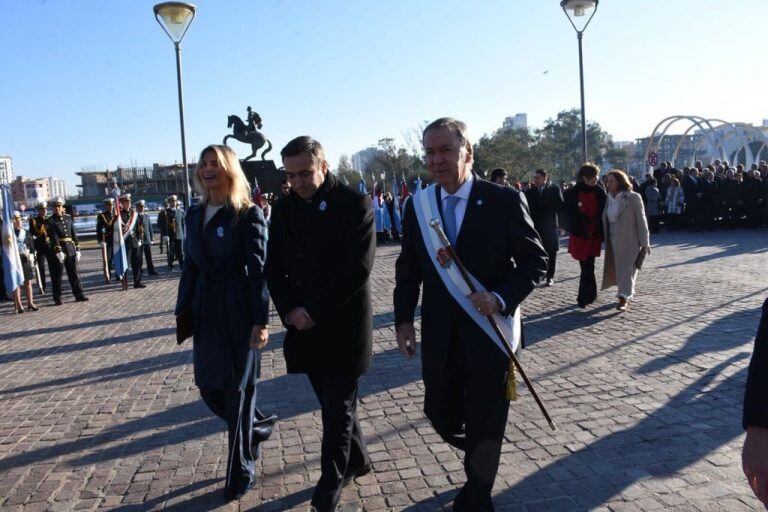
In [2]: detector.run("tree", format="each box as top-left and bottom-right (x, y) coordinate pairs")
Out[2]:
(334, 154), (359, 186)
(473, 128), (538, 183)
(534, 109), (614, 181)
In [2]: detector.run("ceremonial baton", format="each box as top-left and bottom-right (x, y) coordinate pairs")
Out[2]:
(32, 253), (43, 294)
(428, 218), (557, 431)
(100, 242), (111, 283)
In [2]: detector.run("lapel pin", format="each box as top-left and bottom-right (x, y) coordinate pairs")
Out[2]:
(477, 199), (483, 206)
(319, 200), (327, 212)
(216, 226), (224, 238)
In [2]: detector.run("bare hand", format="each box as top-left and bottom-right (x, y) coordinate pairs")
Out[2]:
(743, 426), (768, 506)
(250, 325), (268, 349)
(396, 322), (417, 358)
(643, 245), (652, 255)
(286, 307), (316, 331)
(469, 291), (501, 316)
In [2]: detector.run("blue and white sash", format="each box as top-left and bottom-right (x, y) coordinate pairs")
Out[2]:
(413, 184), (520, 357)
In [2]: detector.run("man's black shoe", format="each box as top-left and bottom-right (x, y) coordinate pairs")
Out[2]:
(54, 299), (63, 306)
(75, 296), (89, 302)
(342, 464), (373, 487)
(134, 283), (147, 289)
(149, 270), (159, 275)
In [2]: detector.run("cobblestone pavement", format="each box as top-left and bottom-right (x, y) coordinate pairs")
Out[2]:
(0, 229), (766, 511)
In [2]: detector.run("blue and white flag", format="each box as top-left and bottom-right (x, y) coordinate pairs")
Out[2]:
(1, 184), (24, 293)
(391, 178), (402, 232)
(112, 189), (129, 280)
(358, 179), (367, 195)
(414, 176), (422, 195)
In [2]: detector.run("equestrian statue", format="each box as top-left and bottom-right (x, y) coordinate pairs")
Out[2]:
(223, 106), (273, 161)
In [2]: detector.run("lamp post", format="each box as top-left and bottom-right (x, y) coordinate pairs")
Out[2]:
(154, 2), (196, 208)
(561, 0), (598, 165)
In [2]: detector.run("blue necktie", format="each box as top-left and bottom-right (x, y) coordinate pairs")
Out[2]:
(444, 195), (460, 246)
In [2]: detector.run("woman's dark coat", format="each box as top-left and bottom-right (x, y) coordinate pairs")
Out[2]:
(561, 181), (607, 239)
(175, 204), (269, 390)
(265, 173), (375, 378)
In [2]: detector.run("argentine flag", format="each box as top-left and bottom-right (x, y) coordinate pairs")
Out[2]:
(1, 184), (24, 293)
(358, 178), (367, 195)
(112, 190), (129, 280)
(414, 176), (422, 195)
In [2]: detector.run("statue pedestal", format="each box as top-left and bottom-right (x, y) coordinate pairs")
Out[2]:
(241, 160), (285, 195)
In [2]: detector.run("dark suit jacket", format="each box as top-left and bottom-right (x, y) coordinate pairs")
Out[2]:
(394, 177), (548, 368)
(561, 182), (607, 240)
(683, 176), (702, 209)
(744, 298), (768, 429)
(523, 184), (564, 250)
(265, 173), (375, 378)
(46, 214), (79, 257)
(175, 204), (269, 390)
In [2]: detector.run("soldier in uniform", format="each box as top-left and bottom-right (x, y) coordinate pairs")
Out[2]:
(161, 195), (185, 271)
(28, 202), (51, 293)
(46, 197), (88, 305)
(119, 194), (146, 289)
(135, 200), (158, 275)
(96, 197), (116, 283)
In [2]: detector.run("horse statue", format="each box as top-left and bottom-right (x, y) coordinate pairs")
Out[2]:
(223, 109), (273, 161)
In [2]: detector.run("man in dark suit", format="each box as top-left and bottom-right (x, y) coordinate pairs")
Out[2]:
(135, 200), (158, 275)
(265, 136), (375, 512)
(394, 118), (548, 511)
(524, 169), (564, 286)
(743, 297), (768, 507)
(682, 167), (703, 231)
(29, 202), (51, 292)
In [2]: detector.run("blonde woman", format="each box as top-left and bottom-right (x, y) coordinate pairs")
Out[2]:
(664, 177), (685, 231)
(11, 211), (39, 313)
(175, 144), (274, 502)
(601, 170), (650, 312)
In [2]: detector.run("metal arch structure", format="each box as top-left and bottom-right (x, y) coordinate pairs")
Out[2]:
(644, 115), (768, 170)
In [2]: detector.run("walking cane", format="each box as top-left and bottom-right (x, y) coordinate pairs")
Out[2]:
(429, 218), (557, 431)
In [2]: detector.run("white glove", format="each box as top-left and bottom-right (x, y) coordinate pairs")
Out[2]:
(162, 236), (169, 244)
(76, 251), (81, 262)
(99, 241), (106, 248)
(56, 252), (66, 264)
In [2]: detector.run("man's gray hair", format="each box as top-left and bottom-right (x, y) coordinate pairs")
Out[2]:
(422, 117), (472, 151)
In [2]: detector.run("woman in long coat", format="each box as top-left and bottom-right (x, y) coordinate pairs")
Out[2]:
(562, 163), (607, 308)
(601, 170), (651, 311)
(175, 144), (272, 502)
(11, 211), (39, 313)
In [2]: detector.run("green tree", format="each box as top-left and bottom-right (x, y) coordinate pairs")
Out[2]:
(334, 154), (359, 186)
(473, 128), (538, 183)
(534, 109), (614, 181)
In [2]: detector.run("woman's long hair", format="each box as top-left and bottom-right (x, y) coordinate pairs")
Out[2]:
(194, 145), (253, 217)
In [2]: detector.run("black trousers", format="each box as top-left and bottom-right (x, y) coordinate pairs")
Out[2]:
(130, 246), (143, 286)
(199, 385), (258, 494)
(142, 243), (155, 272)
(35, 249), (49, 292)
(423, 317), (509, 511)
(167, 239), (184, 269)
(307, 373), (370, 511)
(51, 250), (85, 301)
(542, 240), (558, 281)
(577, 257), (597, 306)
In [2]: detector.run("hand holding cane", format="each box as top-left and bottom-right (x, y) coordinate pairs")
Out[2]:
(429, 218), (557, 431)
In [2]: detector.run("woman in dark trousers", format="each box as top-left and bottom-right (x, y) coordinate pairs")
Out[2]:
(175, 144), (273, 502)
(562, 163), (607, 308)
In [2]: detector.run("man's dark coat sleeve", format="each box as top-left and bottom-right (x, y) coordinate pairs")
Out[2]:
(744, 297), (768, 429)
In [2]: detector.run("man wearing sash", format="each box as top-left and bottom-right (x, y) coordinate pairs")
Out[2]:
(394, 118), (548, 511)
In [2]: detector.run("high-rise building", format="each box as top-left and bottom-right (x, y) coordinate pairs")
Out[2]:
(502, 113), (528, 131)
(48, 177), (68, 199)
(0, 155), (13, 183)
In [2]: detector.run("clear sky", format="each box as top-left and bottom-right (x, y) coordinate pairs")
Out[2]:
(2, 0), (767, 193)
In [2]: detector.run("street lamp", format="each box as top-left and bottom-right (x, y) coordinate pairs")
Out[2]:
(561, 0), (598, 165)
(154, 2), (196, 208)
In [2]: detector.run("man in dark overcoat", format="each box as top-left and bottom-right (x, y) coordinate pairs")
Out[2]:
(742, 297), (768, 507)
(265, 136), (375, 512)
(135, 200), (157, 275)
(394, 118), (548, 511)
(523, 168), (564, 286)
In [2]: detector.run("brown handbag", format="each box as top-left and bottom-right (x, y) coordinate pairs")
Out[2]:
(176, 308), (194, 345)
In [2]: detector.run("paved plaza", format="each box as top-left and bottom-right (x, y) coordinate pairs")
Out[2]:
(0, 229), (766, 511)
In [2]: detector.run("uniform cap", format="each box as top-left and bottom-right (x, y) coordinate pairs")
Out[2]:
(103, 197), (115, 204)
(136, 199), (146, 206)
(51, 196), (66, 205)
(36, 201), (48, 209)
(119, 193), (132, 201)
(12, 211), (21, 218)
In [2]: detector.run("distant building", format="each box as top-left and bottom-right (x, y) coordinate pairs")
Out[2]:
(351, 147), (378, 173)
(48, 177), (67, 200)
(76, 162), (196, 200)
(502, 113), (528, 131)
(763, 119), (768, 128)
(0, 155), (13, 183)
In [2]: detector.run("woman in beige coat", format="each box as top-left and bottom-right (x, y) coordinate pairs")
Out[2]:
(601, 170), (651, 311)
